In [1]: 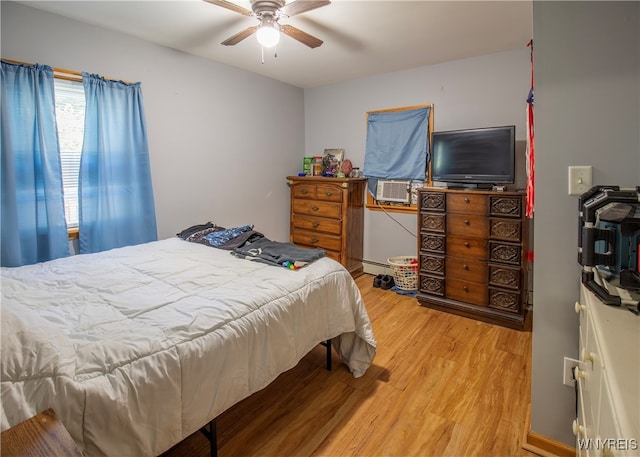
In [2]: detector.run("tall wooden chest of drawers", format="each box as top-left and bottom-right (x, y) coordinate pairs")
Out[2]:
(417, 188), (529, 330)
(287, 176), (367, 277)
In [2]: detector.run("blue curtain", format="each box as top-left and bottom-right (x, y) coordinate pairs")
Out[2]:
(1, 61), (70, 267)
(363, 107), (430, 183)
(79, 73), (157, 254)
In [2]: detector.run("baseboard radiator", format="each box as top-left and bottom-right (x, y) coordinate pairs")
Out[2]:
(362, 259), (394, 276)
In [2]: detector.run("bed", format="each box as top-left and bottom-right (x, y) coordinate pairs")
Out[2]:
(0, 237), (376, 456)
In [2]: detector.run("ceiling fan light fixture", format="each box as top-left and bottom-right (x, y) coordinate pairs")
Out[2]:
(211, 0), (328, 49)
(256, 15), (280, 48)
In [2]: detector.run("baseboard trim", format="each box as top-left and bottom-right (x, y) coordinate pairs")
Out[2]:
(523, 431), (575, 457)
(522, 404), (575, 457)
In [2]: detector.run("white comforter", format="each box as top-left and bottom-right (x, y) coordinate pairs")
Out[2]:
(0, 238), (376, 456)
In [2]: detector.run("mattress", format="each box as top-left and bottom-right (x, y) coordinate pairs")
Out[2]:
(0, 237), (376, 456)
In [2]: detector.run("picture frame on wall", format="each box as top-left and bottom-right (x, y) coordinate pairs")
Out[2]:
(323, 148), (344, 176)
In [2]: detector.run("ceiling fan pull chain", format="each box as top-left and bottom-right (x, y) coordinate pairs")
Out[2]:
(261, 45), (265, 64)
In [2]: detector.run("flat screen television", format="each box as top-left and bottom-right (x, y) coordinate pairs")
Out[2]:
(430, 125), (515, 188)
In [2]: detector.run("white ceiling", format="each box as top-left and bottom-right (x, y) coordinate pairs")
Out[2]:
(17, 0), (533, 89)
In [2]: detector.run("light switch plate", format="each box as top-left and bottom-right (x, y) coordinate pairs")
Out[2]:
(563, 357), (580, 386)
(568, 166), (592, 196)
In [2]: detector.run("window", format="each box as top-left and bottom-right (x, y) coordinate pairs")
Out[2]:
(4, 60), (149, 249)
(54, 78), (85, 229)
(363, 104), (434, 214)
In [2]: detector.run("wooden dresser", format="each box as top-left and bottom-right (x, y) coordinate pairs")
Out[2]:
(417, 187), (529, 330)
(287, 176), (367, 277)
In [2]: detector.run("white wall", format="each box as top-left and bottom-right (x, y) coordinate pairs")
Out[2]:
(531, 1), (639, 446)
(304, 48), (531, 265)
(1, 1), (305, 242)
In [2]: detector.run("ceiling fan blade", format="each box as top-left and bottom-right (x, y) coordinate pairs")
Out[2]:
(221, 26), (259, 45)
(280, 0), (331, 18)
(203, 0), (253, 16)
(280, 24), (323, 48)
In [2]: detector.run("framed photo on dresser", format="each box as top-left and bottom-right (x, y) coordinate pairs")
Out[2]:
(322, 149), (344, 176)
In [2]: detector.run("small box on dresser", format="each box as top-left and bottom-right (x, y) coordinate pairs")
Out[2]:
(417, 187), (529, 330)
(287, 176), (367, 277)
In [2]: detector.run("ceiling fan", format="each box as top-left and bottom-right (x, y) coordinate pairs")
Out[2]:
(204, 0), (331, 49)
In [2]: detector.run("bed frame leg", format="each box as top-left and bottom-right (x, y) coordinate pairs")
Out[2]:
(320, 339), (332, 371)
(199, 340), (329, 457)
(199, 419), (217, 457)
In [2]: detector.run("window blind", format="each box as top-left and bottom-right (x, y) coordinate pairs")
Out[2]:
(54, 78), (85, 227)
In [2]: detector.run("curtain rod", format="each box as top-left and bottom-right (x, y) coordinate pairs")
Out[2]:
(1, 58), (132, 83)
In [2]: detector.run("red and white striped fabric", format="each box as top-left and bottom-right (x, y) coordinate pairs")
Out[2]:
(525, 40), (535, 218)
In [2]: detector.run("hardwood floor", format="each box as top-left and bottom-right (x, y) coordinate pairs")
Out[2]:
(162, 274), (536, 457)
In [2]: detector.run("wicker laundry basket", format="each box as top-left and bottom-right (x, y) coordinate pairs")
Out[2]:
(387, 256), (419, 291)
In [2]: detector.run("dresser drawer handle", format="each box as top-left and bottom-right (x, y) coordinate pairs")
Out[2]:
(581, 348), (596, 363)
(311, 222), (320, 228)
(464, 198), (470, 203)
(463, 286), (469, 292)
(572, 419), (585, 437)
(311, 205), (319, 211)
(464, 219), (470, 225)
(311, 237), (320, 244)
(463, 264), (469, 270)
(325, 191), (333, 197)
(464, 242), (470, 247)
(300, 189), (308, 194)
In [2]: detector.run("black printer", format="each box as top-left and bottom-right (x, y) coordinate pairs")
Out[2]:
(578, 185), (640, 314)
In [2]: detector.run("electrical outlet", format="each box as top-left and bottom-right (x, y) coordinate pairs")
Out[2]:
(563, 357), (580, 386)
(568, 166), (592, 196)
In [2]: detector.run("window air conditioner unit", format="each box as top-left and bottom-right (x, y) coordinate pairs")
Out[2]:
(376, 180), (411, 204)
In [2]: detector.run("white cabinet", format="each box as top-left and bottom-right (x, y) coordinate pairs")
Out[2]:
(574, 285), (639, 457)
